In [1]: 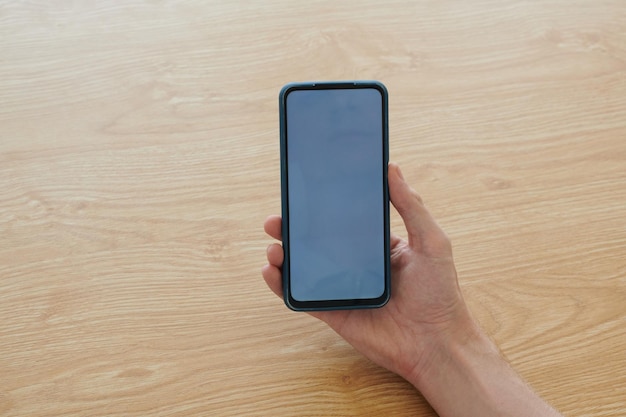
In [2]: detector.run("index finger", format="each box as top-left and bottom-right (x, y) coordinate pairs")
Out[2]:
(264, 215), (282, 241)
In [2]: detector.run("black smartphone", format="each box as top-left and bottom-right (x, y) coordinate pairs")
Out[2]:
(279, 81), (391, 311)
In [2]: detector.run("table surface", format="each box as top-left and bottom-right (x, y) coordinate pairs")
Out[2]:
(1, 1), (625, 416)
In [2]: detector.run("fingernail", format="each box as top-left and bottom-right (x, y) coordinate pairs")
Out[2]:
(396, 164), (405, 180)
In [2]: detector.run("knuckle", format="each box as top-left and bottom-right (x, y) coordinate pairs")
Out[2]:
(409, 188), (424, 205)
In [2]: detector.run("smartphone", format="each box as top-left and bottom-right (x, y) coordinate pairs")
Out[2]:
(279, 81), (391, 311)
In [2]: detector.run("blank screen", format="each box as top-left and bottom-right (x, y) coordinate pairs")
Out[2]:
(286, 87), (385, 302)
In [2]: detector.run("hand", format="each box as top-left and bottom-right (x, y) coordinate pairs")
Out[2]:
(263, 163), (563, 417)
(261, 163), (474, 382)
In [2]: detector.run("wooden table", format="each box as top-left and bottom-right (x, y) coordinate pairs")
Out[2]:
(1, 1), (624, 415)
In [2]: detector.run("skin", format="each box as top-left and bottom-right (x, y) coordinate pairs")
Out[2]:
(262, 162), (563, 417)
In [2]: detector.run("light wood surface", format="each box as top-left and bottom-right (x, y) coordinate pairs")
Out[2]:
(1, 1), (625, 416)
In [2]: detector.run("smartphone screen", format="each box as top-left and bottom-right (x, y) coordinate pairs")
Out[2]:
(279, 81), (390, 311)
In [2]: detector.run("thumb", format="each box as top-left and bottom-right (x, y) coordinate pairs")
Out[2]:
(388, 163), (444, 252)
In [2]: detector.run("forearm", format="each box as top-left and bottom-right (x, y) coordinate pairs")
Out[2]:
(408, 316), (563, 417)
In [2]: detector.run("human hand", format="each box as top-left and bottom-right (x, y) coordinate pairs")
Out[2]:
(262, 163), (475, 383)
(263, 162), (564, 417)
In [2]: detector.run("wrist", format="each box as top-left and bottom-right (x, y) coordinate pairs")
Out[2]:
(405, 308), (563, 417)
(405, 304), (488, 390)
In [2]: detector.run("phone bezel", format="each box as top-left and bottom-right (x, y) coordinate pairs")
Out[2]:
(279, 81), (391, 311)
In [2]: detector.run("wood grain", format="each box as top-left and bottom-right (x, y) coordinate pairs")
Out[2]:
(1, 1), (625, 415)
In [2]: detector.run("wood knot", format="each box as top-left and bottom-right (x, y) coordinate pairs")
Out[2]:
(481, 176), (513, 190)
